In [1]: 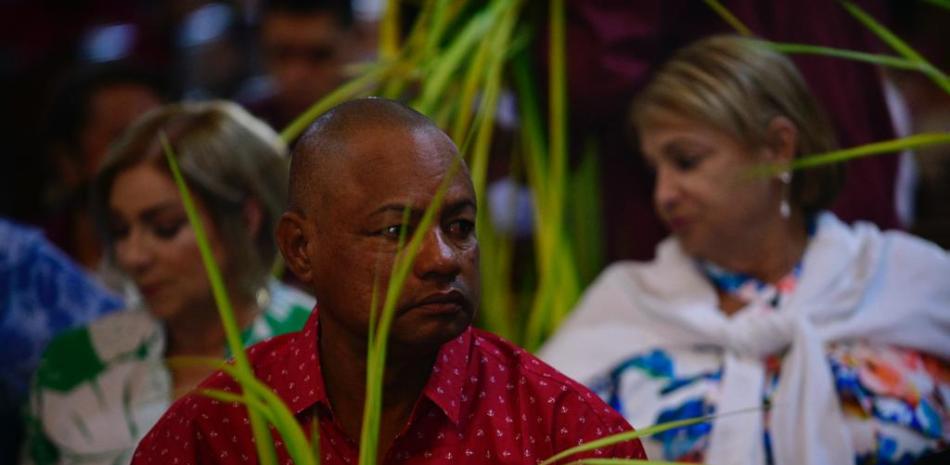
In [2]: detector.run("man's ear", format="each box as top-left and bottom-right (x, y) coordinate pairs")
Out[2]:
(764, 116), (798, 166)
(276, 211), (314, 283)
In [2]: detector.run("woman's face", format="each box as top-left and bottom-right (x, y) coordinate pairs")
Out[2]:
(639, 111), (783, 261)
(108, 162), (227, 323)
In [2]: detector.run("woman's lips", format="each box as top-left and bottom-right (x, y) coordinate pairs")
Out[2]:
(138, 282), (163, 299)
(667, 216), (691, 232)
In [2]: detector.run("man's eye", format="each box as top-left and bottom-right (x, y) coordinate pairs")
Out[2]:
(381, 224), (411, 239)
(447, 220), (475, 239)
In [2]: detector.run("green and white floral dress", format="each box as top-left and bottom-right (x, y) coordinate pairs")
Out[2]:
(22, 280), (315, 465)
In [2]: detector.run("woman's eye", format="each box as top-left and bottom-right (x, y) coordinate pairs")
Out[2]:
(109, 224), (130, 240)
(152, 220), (186, 240)
(673, 153), (701, 171)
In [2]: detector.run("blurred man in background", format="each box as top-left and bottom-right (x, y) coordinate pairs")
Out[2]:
(243, 0), (369, 132)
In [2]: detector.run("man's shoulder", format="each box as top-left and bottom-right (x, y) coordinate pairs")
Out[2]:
(468, 328), (619, 413)
(207, 331), (300, 390)
(465, 328), (644, 460)
(163, 330), (301, 419)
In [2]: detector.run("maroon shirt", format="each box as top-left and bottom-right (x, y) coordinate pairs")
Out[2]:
(132, 311), (645, 464)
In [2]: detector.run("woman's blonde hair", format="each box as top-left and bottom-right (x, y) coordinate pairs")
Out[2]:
(93, 100), (288, 296)
(631, 35), (843, 217)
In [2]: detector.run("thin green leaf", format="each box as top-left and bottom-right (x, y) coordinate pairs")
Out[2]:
(281, 62), (390, 142)
(841, 1), (950, 94)
(703, 0), (753, 35)
(358, 157), (465, 465)
(161, 135), (280, 465)
(200, 389), (278, 425)
(791, 133), (950, 170)
(415, 0), (507, 113)
(923, 0), (950, 10)
(194, 361), (319, 465)
(477, 217), (516, 340)
(761, 41), (922, 71)
(379, 0), (401, 59)
(842, 1), (927, 63)
(569, 137), (604, 285)
(547, 0), (567, 233)
(565, 459), (692, 465)
(380, 0), (441, 98)
(540, 406), (762, 465)
(448, 20), (492, 143)
(512, 51), (549, 205)
(161, 136), (248, 380)
(523, 0), (584, 351)
(424, 0), (454, 58)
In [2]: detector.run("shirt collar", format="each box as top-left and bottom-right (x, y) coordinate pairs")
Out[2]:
(267, 308), (473, 426)
(264, 308), (328, 415)
(421, 327), (472, 425)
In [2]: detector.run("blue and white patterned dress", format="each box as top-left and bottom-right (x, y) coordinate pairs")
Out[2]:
(0, 218), (122, 406)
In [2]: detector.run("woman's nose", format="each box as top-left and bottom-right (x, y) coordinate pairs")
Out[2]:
(654, 166), (681, 213)
(115, 227), (153, 275)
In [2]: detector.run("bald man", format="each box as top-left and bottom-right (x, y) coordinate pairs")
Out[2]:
(132, 98), (645, 465)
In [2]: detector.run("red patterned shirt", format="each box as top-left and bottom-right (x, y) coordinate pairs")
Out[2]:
(132, 311), (645, 464)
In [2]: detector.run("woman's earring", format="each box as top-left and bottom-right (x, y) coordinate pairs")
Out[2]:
(779, 171), (791, 219)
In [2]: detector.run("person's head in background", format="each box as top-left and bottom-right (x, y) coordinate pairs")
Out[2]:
(46, 64), (165, 198)
(630, 35), (843, 278)
(42, 64), (165, 268)
(258, 0), (361, 125)
(91, 101), (288, 340)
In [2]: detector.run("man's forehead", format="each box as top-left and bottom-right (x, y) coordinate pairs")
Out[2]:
(339, 125), (457, 170)
(289, 98), (472, 215)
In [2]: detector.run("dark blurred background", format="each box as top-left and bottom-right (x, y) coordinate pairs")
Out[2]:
(2, 0), (947, 255)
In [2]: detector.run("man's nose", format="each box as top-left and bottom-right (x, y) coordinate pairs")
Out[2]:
(412, 227), (462, 282)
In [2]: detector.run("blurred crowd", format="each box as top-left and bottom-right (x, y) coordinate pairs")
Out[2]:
(3, 0), (380, 263)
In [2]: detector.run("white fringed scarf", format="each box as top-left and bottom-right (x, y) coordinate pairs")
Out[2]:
(539, 213), (950, 465)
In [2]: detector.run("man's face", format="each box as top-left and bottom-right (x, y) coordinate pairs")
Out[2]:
(81, 83), (161, 179)
(261, 12), (348, 117)
(306, 125), (480, 352)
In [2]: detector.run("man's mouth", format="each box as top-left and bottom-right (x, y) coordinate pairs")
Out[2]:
(404, 290), (471, 317)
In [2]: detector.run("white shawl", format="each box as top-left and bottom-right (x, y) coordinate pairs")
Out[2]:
(538, 213), (950, 465)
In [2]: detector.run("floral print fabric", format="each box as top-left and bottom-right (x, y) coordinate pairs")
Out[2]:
(22, 280), (315, 465)
(592, 263), (949, 464)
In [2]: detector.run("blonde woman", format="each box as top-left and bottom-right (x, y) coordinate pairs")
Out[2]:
(541, 36), (949, 465)
(23, 102), (315, 465)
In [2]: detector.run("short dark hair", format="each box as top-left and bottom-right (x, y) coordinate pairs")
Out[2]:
(262, 0), (353, 27)
(45, 63), (166, 155)
(287, 97), (444, 215)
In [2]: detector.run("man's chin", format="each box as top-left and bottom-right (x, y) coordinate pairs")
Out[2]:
(391, 312), (473, 350)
